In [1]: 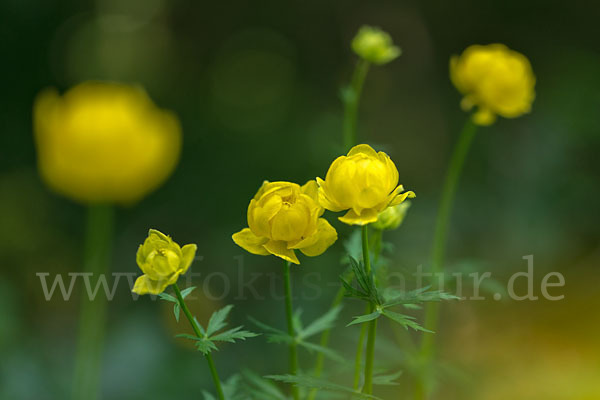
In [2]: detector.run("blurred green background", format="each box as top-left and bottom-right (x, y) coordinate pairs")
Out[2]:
(1, 0), (599, 399)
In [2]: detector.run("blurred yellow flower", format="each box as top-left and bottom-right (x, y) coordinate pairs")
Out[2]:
(371, 201), (411, 231)
(33, 82), (181, 204)
(352, 25), (401, 65)
(232, 180), (337, 265)
(450, 44), (536, 126)
(317, 144), (415, 226)
(133, 229), (197, 295)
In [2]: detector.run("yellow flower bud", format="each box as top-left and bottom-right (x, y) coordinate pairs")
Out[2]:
(371, 201), (411, 231)
(351, 25), (401, 65)
(232, 180), (337, 265)
(133, 229), (197, 295)
(450, 44), (536, 126)
(33, 82), (181, 204)
(317, 144), (415, 226)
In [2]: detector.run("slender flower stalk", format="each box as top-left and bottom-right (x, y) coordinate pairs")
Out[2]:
(353, 304), (369, 389)
(307, 267), (354, 400)
(282, 260), (300, 400)
(173, 283), (225, 400)
(72, 205), (114, 400)
(415, 118), (478, 399)
(361, 225), (377, 394)
(343, 59), (370, 150)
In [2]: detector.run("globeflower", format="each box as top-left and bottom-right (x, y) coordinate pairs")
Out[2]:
(232, 180), (337, 264)
(450, 44), (536, 126)
(33, 81), (181, 204)
(317, 144), (415, 226)
(371, 201), (411, 231)
(352, 25), (401, 65)
(133, 229), (197, 295)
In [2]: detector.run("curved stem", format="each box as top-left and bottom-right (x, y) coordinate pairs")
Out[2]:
(173, 284), (225, 400)
(343, 59), (370, 150)
(361, 225), (377, 394)
(72, 205), (114, 400)
(415, 118), (478, 400)
(283, 260), (300, 400)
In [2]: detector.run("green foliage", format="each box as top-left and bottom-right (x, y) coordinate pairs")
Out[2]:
(176, 305), (259, 355)
(203, 374), (247, 400)
(342, 256), (458, 332)
(159, 286), (197, 323)
(265, 374), (381, 399)
(372, 370), (402, 386)
(249, 306), (345, 364)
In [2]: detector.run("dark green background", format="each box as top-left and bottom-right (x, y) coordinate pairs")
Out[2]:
(1, 0), (599, 399)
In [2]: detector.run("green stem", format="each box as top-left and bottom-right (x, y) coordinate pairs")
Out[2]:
(307, 267), (353, 400)
(361, 225), (377, 394)
(343, 59), (370, 150)
(283, 260), (300, 400)
(173, 284), (225, 400)
(353, 303), (370, 390)
(72, 205), (114, 400)
(415, 118), (478, 400)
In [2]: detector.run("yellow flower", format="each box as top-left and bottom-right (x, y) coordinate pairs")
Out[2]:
(351, 25), (401, 65)
(232, 180), (337, 265)
(450, 44), (536, 126)
(33, 81), (181, 204)
(133, 229), (197, 295)
(371, 201), (411, 231)
(317, 144), (415, 226)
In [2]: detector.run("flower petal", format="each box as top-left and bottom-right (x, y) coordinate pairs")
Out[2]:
(180, 244), (197, 274)
(263, 240), (300, 264)
(295, 218), (338, 257)
(347, 144), (378, 157)
(338, 208), (379, 226)
(389, 189), (416, 207)
(132, 274), (171, 295)
(317, 177), (346, 212)
(232, 228), (269, 255)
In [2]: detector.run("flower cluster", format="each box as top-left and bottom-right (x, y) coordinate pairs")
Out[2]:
(232, 144), (415, 264)
(450, 44), (536, 126)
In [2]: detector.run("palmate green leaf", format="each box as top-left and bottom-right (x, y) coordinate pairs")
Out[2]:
(381, 309), (433, 333)
(174, 306), (257, 354)
(195, 339), (219, 354)
(298, 305), (343, 340)
(210, 326), (260, 343)
(249, 316), (344, 363)
(343, 257), (382, 305)
(372, 370), (402, 386)
(346, 310), (382, 327)
(206, 305), (234, 336)
(265, 374), (381, 400)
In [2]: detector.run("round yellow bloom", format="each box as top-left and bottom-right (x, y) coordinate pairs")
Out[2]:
(232, 180), (337, 265)
(351, 25), (401, 65)
(133, 229), (197, 295)
(371, 201), (411, 231)
(450, 44), (536, 126)
(33, 81), (181, 204)
(317, 144), (415, 226)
